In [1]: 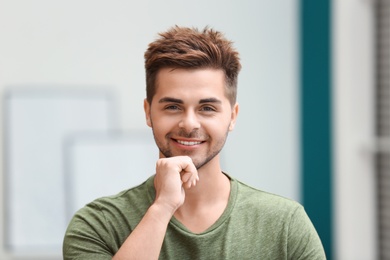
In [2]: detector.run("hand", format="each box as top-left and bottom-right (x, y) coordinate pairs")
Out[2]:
(153, 156), (199, 214)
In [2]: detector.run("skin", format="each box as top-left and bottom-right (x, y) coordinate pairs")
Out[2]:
(113, 67), (239, 259)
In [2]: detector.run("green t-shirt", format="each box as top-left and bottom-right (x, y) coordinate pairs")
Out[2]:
(63, 174), (326, 259)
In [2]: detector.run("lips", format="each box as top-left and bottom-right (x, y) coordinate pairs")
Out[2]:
(175, 139), (203, 146)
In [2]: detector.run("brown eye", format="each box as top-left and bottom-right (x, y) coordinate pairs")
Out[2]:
(165, 105), (180, 110)
(200, 106), (216, 112)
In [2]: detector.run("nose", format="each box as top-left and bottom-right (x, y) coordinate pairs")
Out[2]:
(178, 110), (200, 131)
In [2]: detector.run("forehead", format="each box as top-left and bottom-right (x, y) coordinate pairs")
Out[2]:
(154, 68), (226, 99)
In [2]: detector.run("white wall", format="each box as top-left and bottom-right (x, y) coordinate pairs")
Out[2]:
(0, 1), (299, 259)
(333, 0), (377, 259)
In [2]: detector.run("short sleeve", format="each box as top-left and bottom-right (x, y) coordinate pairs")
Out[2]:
(287, 206), (327, 260)
(63, 203), (116, 260)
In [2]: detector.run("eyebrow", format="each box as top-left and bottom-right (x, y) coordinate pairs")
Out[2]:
(158, 97), (183, 104)
(199, 98), (222, 104)
(158, 97), (222, 104)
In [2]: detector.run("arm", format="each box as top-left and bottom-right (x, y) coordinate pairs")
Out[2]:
(112, 156), (199, 260)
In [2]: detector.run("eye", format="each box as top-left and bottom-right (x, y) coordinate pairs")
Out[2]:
(165, 104), (181, 110)
(200, 105), (216, 112)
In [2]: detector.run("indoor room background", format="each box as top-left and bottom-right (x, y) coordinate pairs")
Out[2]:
(0, 0), (382, 259)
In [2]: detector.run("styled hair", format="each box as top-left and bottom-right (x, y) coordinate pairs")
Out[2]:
(144, 26), (241, 105)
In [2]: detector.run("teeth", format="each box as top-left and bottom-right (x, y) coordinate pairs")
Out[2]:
(177, 140), (202, 146)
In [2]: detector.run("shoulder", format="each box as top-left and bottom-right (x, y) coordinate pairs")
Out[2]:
(76, 175), (154, 221)
(63, 176), (155, 258)
(226, 176), (307, 238)
(232, 178), (302, 214)
(66, 176), (155, 238)
(229, 177), (326, 259)
(229, 177), (313, 232)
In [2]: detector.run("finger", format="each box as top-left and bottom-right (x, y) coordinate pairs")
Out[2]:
(181, 172), (199, 183)
(176, 156), (197, 173)
(176, 156), (198, 182)
(181, 171), (193, 183)
(181, 171), (198, 188)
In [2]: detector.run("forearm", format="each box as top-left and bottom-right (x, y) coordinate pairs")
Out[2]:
(113, 157), (198, 259)
(112, 203), (173, 260)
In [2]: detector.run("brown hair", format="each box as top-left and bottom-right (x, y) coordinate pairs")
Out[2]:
(144, 26), (241, 106)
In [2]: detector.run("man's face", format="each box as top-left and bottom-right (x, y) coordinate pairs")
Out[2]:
(144, 68), (238, 169)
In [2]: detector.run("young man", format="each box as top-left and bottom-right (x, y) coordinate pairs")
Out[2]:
(63, 26), (326, 259)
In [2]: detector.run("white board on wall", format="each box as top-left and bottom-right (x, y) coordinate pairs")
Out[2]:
(64, 132), (158, 220)
(3, 88), (115, 253)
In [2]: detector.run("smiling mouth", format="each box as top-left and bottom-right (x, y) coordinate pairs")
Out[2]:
(175, 139), (203, 146)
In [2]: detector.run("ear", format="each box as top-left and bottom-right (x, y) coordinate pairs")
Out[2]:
(229, 103), (239, 131)
(144, 99), (152, 127)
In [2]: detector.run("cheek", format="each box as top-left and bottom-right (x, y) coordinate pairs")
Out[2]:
(204, 118), (231, 134)
(151, 115), (175, 133)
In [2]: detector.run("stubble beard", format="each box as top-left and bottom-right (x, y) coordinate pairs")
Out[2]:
(152, 127), (229, 170)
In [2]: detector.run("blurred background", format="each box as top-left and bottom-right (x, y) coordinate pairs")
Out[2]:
(0, 0), (385, 259)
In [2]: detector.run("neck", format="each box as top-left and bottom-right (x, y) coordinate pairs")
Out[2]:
(178, 157), (230, 207)
(173, 159), (231, 233)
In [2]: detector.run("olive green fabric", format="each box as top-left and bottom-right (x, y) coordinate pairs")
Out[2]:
(63, 174), (326, 259)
